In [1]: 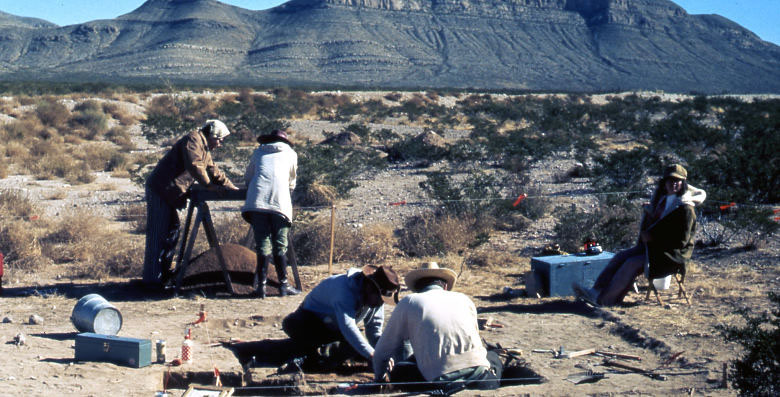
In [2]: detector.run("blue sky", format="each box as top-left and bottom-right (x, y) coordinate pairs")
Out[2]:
(0, 0), (777, 45)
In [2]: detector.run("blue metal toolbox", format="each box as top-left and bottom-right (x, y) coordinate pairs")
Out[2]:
(75, 333), (152, 368)
(531, 252), (614, 297)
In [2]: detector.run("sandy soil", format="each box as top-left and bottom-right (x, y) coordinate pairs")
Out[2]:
(1, 91), (778, 396)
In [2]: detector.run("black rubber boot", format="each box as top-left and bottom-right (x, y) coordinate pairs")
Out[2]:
(274, 254), (300, 296)
(253, 254), (271, 298)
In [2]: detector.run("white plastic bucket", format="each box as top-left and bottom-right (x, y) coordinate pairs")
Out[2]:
(70, 293), (122, 335)
(652, 275), (672, 290)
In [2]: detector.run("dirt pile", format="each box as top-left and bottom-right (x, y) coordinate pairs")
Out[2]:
(182, 243), (282, 296)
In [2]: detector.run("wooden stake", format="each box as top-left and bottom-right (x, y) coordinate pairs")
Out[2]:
(328, 204), (336, 275)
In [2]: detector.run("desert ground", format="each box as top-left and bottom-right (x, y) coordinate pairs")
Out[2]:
(0, 91), (778, 396)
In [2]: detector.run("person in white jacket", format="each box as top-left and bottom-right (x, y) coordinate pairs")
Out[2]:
(242, 129), (300, 298)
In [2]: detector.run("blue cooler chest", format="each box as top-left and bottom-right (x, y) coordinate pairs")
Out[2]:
(75, 333), (152, 368)
(531, 252), (614, 297)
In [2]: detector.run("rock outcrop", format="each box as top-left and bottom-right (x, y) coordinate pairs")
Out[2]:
(0, 0), (777, 93)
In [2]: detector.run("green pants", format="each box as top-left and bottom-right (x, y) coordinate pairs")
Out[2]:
(249, 212), (290, 256)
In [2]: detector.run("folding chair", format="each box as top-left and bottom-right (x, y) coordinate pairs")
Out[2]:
(644, 261), (691, 306)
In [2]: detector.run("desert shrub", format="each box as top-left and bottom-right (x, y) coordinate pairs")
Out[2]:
(344, 123), (372, 142)
(42, 211), (108, 263)
(336, 223), (397, 264)
(553, 200), (640, 253)
(717, 292), (780, 396)
(420, 170), (502, 217)
(295, 143), (386, 206)
(101, 101), (137, 125)
(0, 219), (44, 266)
(106, 126), (136, 150)
(29, 153), (75, 180)
(3, 116), (46, 141)
(291, 213), (334, 266)
(212, 213), (250, 246)
(720, 206), (779, 250)
(690, 100), (779, 204)
(0, 162), (6, 178)
(142, 95), (214, 144)
(71, 100), (109, 139)
(4, 141), (29, 159)
(590, 148), (663, 199)
(510, 185), (550, 221)
(387, 133), (448, 163)
(397, 212), (482, 257)
(78, 142), (123, 171)
(29, 138), (62, 158)
(64, 164), (96, 185)
(0, 189), (40, 219)
(118, 202), (147, 234)
(101, 235), (144, 277)
(384, 92), (402, 102)
(35, 99), (70, 128)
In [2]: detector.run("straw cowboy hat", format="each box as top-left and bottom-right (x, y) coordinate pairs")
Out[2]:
(405, 262), (457, 292)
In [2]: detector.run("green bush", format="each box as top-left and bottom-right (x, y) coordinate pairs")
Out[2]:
(553, 200), (640, 253)
(717, 292), (780, 396)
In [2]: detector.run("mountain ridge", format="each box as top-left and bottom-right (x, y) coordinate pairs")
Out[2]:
(0, 0), (777, 93)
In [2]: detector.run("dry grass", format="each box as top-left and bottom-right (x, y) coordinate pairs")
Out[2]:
(106, 126), (136, 150)
(102, 101), (138, 126)
(35, 99), (70, 128)
(398, 212), (479, 257)
(77, 142), (124, 172)
(44, 189), (68, 200)
(117, 202), (146, 234)
(335, 223), (398, 264)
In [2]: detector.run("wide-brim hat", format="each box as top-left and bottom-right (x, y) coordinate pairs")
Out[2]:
(257, 129), (292, 146)
(362, 265), (400, 304)
(405, 262), (457, 292)
(663, 164), (687, 180)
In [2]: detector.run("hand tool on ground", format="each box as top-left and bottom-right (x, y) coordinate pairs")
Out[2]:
(594, 351), (642, 361)
(602, 359), (667, 380)
(566, 370), (606, 384)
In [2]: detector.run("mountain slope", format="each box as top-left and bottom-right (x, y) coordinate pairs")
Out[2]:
(0, 0), (777, 92)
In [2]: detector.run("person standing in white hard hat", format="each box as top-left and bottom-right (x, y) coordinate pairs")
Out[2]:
(143, 119), (238, 288)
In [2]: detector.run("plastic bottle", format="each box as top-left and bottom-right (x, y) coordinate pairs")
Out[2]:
(181, 328), (193, 363)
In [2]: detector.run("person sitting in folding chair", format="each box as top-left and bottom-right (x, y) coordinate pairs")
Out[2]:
(574, 164), (706, 306)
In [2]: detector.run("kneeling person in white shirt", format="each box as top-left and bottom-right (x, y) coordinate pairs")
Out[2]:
(372, 262), (502, 391)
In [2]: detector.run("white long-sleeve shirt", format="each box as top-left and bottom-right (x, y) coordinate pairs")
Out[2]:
(372, 285), (489, 381)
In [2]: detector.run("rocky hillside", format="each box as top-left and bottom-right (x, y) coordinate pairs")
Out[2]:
(0, 0), (778, 93)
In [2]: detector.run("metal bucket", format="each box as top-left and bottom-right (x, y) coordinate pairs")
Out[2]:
(70, 294), (122, 335)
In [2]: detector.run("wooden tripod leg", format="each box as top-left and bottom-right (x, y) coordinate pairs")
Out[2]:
(176, 207), (203, 294)
(647, 280), (664, 305)
(286, 227), (301, 291)
(200, 204), (235, 295)
(675, 274), (691, 305)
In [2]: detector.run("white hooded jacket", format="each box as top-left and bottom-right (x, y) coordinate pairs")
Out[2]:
(241, 142), (297, 222)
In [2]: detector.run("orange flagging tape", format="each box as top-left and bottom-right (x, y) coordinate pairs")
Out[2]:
(512, 194), (528, 207)
(719, 202), (736, 211)
(388, 200), (407, 206)
(29, 215), (39, 221)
